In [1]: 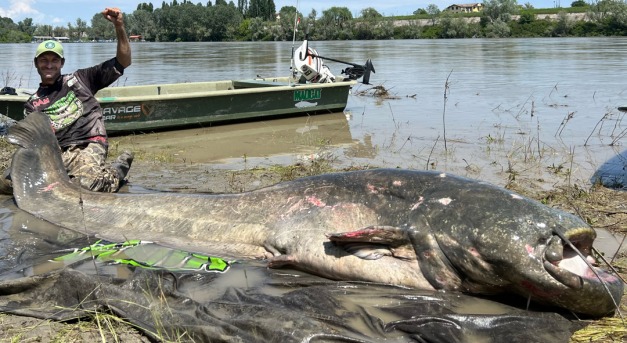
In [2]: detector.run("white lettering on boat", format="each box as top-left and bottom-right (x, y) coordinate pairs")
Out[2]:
(103, 105), (142, 115)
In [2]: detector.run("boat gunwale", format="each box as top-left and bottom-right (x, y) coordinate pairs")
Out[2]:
(0, 79), (357, 104)
(99, 80), (356, 102)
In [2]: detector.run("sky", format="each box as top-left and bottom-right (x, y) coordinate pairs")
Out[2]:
(1, 0), (562, 25)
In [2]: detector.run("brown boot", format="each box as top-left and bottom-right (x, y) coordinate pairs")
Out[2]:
(110, 151), (134, 191)
(111, 150), (134, 180)
(0, 168), (12, 195)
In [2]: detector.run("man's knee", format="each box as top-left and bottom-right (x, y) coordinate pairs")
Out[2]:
(78, 171), (122, 193)
(65, 143), (128, 193)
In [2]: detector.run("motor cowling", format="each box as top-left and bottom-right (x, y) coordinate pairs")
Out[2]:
(293, 41), (336, 83)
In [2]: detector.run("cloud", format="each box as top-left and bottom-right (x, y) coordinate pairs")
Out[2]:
(0, 0), (40, 21)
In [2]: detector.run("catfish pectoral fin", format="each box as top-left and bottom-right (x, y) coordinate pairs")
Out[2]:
(267, 254), (297, 268)
(326, 225), (409, 245)
(327, 225), (416, 260)
(338, 243), (392, 260)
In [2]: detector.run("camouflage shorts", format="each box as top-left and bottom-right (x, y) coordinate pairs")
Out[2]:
(61, 142), (122, 193)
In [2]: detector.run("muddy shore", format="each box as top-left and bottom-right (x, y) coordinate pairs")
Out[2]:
(0, 137), (625, 342)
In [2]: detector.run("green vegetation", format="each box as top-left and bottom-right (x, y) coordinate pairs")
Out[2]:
(0, 0), (626, 42)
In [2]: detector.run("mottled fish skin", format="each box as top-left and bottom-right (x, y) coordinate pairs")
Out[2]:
(7, 112), (624, 317)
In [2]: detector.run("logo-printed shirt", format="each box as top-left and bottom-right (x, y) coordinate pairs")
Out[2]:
(24, 57), (125, 149)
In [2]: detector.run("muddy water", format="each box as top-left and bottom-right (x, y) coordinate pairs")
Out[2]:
(2, 38), (626, 189)
(111, 111), (353, 167)
(119, 38), (625, 188)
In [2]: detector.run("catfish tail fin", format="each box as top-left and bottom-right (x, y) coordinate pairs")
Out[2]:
(6, 112), (76, 209)
(7, 112), (59, 150)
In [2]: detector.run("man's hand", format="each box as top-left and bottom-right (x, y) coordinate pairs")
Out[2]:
(102, 7), (131, 68)
(102, 7), (124, 26)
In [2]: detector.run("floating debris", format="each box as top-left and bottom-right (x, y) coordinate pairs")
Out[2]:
(354, 84), (401, 99)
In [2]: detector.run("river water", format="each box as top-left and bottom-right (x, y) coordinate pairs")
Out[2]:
(2, 38), (626, 188)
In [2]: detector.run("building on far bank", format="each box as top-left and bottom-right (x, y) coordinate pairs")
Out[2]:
(31, 36), (70, 43)
(445, 3), (484, 13)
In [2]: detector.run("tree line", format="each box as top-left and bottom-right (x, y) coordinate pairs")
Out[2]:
(1, 0), (626, 43)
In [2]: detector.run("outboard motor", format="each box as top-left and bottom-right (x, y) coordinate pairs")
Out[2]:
(292, 39), (375, 84)
(293, 40), (336, 83)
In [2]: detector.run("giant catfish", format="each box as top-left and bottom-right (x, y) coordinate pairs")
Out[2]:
(6, 112), (624, 317)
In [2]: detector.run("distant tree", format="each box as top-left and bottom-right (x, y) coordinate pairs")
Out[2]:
(440, 14), (471, 38)
(355, 7), (382, 39)
(33, 24), (53, 37)
(75, 18), (88, 41)
(67, 22), (75, 39)
(395, 20), (423, 39)
(248, 0), (276, 21)
(91, 12), (115, 40)
(237, 0), (248, 15)
(128, 8), (158, 41)
(17, 18), (36, 36)
(587, 0), (627, 35)
(318, 7), (354, 39)
(0, 17), (31, 42)
(426, 4), (441, 25)
(552, 11), (575, 36)
(1, 0), (625, 43)
(320, 7), (353, 28)
(414, 8), (428, 15)
(235, 17), (264, 40)
(248, 0), (260, 18)
(360, 7), (382, 19)
(303, 9), (318, 38)
(482, 0), (519, 23)
(484, 17), (511, 37)
(53, 25), (66, 37)
(277, 6), (301, 40)
(207, 2), (243, 40)
(267, 0), (277, 20)
(0, 17), (16, 32)
(373, 18), (394, 39)
(137, 2), (154, 11)
(518, 8), (535, 24)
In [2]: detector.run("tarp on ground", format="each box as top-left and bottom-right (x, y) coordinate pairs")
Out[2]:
(0, 197), (585, 343)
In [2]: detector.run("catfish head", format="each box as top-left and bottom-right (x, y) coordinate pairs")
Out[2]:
(328, 179), (623, 317)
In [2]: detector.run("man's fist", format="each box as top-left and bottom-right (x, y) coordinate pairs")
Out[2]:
(102, 7), (122, 22)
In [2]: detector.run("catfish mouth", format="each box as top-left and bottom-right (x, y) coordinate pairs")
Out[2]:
(542, 227), (607, 289)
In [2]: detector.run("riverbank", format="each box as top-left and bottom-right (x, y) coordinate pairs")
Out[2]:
(0, 136), (625, 342)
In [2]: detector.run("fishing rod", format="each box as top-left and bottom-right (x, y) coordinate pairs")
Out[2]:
(289, 0), (300, 85)
(298, 40), (376, 84)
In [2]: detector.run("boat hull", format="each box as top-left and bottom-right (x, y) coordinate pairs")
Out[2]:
(0, 77), (355, 135)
